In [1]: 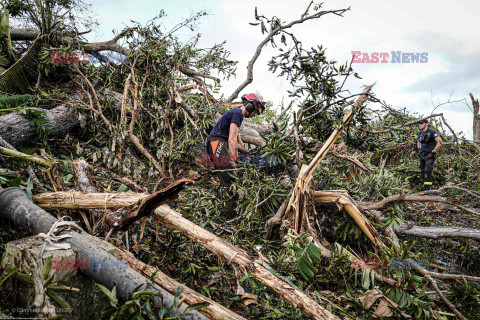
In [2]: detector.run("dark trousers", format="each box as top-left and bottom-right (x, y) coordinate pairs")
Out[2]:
(206, 136), (233, 187)
(419, 152), (436, 188)
(206, 136), (238, 216)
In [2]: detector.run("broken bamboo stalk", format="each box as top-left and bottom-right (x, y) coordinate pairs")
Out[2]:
(116, 248), (247, 320)
(153, 205), (340, 320)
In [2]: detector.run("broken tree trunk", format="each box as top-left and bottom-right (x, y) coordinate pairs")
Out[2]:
(33, 191), (148, 210)
(30, 191), (339, 319)
(0, 106), (79, 147)
(470, 93), (480, 143)
(394, 224), (480, 241)
(282, 86), (378, 244)
(116, 249), (247, 320)
(29, 191), (340, 319)
(313, 190), (384, 246)
(153, 205), (340, 320)
(0, 188), (207, 320)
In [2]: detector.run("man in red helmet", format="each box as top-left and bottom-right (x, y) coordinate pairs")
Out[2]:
(206, 93), (265, 214)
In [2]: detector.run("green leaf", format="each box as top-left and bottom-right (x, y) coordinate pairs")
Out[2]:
(42, 256), (52, 280)
(46, 290), (72, 314)
(96, 283), (118, 306)
(183, 301), (209, 314)
(15, 272), (34, 286)
(261, 21), (267, 34)
(0, 267), (18, 286)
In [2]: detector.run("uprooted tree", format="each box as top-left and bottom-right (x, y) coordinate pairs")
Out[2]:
(1, 1), (480, 320)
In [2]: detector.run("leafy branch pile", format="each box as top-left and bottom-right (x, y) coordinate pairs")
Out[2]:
(0, 1), (479, 320)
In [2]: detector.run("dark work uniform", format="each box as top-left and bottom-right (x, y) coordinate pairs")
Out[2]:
(206, 108), (244, 187)
(417, 128), (439, 188)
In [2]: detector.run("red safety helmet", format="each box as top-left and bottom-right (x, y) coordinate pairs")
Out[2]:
(242, 93), (265, 115)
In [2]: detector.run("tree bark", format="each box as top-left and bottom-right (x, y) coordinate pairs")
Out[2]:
(0, 106), (79, 147)
(153, 205), (340, 320)
(116, 249), (247, 320)
(33, 191), (148, 210)
(470, 93), (480, 143)
(394, 224), (480, 241)
(0, 188), (207, 320)
(30, 191), (340, 319)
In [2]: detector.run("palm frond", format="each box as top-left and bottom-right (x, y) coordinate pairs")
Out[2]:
(0, 37), (43, 94)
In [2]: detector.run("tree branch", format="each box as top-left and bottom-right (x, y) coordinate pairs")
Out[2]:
(226, 7), (350, 103)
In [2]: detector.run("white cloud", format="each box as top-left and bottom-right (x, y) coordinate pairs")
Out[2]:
(84, 0), (480, 139)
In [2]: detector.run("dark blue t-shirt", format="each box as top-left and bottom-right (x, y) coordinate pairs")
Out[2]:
(209, 109), (244, 139)
(418, 128), (439, 153)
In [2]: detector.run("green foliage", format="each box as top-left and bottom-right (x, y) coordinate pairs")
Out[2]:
(284, 234), (323, 281)
(98, 284), (208, 320)
(0, 93), (34, 109)
(7, 256), (73, 315)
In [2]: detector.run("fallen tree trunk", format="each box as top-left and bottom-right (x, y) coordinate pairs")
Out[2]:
(0, 106), (79, 147)
(358, 194), (480, 216)
(153, 205), (340, 320)
(33, 191), (148, 210)
(0, 188), (207, 320)
(394, 224), (480, 241)
(30, 191), (339, 319)
(116, 249), (247, 320)
(31, 191), (339, 319)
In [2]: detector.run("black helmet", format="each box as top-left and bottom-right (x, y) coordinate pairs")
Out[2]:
(242, 93), (265, 115)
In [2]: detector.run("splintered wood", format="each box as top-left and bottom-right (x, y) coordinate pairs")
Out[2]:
(281, 86), (385, 247)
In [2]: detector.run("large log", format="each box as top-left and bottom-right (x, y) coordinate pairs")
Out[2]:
(0, 188), (207, 320)
(33, 191), (147, 210)
(0, 106), (79, 147)
(153, 205), (340, 320)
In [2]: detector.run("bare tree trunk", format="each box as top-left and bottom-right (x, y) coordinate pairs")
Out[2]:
(153, 205), (340, 320)
(116, 249), (247, 320)
(0, 106), (79, 147)
(394, 224), (480, 241)
(470, 93), (480, 143)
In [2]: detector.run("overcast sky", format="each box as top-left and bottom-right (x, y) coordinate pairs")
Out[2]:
(84, 0), (479, 139)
